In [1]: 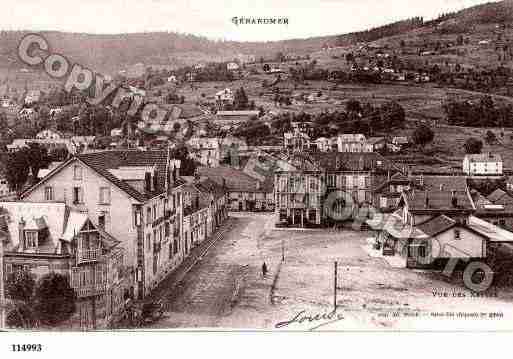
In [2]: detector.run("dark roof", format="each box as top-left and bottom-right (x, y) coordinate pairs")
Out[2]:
(309, 152), (400, 173)
(22, 150), (185, 202)
(77, 150), (185, 201)
(405, 189), (474, 212)
(416, 215), (457, 237)
(412, 175), (468, 192)
(194, 177), (227, 200)
(487, 188), (508, 203)
(197, 166), (270, 193)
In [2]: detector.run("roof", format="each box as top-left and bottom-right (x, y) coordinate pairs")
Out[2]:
(22, 150), (185, 202)
(467, 215), (513, 243)
(487, 188), (508, 203)
(404, 188), (474, 212)
(309, 152), (400, 173)
(392, 136), (409, 144)
(197, 166), (270, 193)
(216, 111), (260, 116)
(367, 137), (385, 144)
(412, 175), (468, 192)
(0, 202), (121, 254)
(193, 177), (227, 200)
(415, 215), (457, 237)
(465, 153), (502, 163)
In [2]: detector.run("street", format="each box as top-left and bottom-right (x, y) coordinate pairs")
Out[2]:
(147, 213), (281, 329)
(146, 212), (513, 330)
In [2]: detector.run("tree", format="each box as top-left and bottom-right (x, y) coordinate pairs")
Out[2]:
(6, 303), (36, 328)
(380, 101), (405, 128)
(485, 130), (497, 145)
(5, 150), (30, 191)
(169, 145), (199, 176)
(457, 34), (464, 46)
(5, 270), (36, 302)
(234, 87), (249, 110)
(26, 143), (50, 180)
(33, 273), (76, 326)
(464, 137), (483, 154)
(346, 99), (362, 114)
(412, 124), (434, 146)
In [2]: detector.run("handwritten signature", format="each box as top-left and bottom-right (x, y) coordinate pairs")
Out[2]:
(275, 309), (345, 330)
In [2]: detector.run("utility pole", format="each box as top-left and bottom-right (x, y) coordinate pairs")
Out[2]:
(333, 261), (338, 312)
(0, 238), (4, 329)
(281, 239), (285, 262)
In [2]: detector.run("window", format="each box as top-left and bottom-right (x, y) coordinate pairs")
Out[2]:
(99, 187), (111, 204)
(146, 208), (151, 225)
(73, 187), (83, 204)
(169, 241), (173, 259)
(454, 229), (461, 240)
(173, 238), (178, 254)
(418, 246), (426, 258)
(146, 234), (151, 251)
(98, 214), (106, 229)
(165, 222), (170, 237)
(44, 186), (54, 201)
(73, 165), (82, 180)
(25, 231), (38, 248)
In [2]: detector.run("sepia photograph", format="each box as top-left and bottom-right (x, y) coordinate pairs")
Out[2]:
(1, 0), (513, 354)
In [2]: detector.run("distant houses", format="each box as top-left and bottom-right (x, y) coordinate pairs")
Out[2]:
(198, 166), (274, 212)
(463, 153), (503, 176)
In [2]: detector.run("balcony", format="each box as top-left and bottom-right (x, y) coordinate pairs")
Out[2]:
(76, 248), (102, 264)
(71, 266), (108, 298)
(73, 283), (108, 298)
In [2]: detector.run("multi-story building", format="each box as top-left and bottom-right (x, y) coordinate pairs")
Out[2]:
(182, 176), (229, 248)
(337, 134), (372, 153)
(198, 166), (274, 212)
(187, 137), (221, 167)
(274, 152), (400, 227)
(20, 149), (186, 299)
(0, 202), (128, 329)
(284, 129), (311, 152)
(463, 153), (503, 176)
(367, 178), (513, 269)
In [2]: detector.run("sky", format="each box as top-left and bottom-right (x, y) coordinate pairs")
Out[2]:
(1, 0), (501, 41)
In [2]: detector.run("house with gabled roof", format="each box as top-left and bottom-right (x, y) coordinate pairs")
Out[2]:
(198, 166), (274, 212)
(463, 153), (503, 176)
(20, 149), (186, 299)
(367, 176), (513, 269)
(0, 201), (128, 329)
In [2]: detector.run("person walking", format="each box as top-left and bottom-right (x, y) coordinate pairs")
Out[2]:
(262, 262), (268, 278)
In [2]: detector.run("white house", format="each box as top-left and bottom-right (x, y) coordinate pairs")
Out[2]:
(337, 134), (372, 152)
(227, 62), (240, 71)
(20, 150), (186, 299)
(463, 153), (503, 176)
(36, 129), (63, 140)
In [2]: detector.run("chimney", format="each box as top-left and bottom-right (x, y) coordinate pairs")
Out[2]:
(451, 190), (458, 208)
(144, 172), (151, 192)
